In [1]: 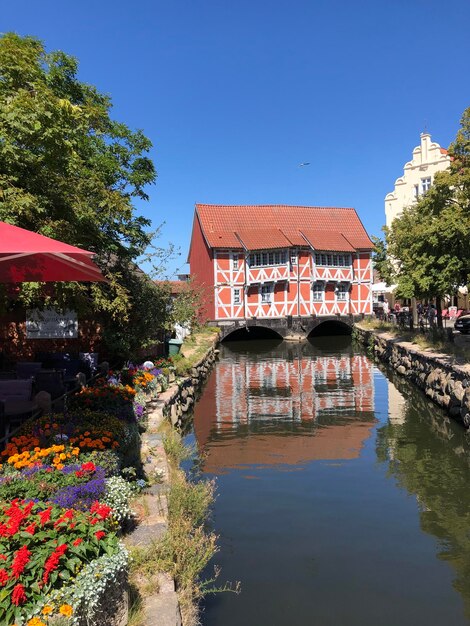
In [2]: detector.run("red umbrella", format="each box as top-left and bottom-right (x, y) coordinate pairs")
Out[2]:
(0, 222), (106, 283)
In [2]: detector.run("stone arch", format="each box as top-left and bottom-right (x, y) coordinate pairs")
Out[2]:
(307, 318), (352, 338)
(221, 325), (284, 342)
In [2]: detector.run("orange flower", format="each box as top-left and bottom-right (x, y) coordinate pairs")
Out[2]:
(59, 604), (73, 617)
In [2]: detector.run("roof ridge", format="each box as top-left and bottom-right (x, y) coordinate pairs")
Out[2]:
(196, 203), (356, 210)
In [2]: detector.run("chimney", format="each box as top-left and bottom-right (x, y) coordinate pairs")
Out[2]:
(420, 132), (430, 164)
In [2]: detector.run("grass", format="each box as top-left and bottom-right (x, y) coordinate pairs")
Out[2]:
(162, 428), (193, 465)
(129, 430), (233, 626)
(357, 318), (470, 363)
(172, 326), (220, 377)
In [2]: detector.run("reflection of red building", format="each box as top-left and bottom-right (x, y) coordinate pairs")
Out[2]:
(188, 204), (373, 321)
(193, 354), (375, 472)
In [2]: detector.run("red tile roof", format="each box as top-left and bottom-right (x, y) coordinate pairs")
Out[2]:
(300, 230), (355, 252)
(235, 228), (293, 250)
(154, 280), (188, 295)
(196, 204), (373, 251)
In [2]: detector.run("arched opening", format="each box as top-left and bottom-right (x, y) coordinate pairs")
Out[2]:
(308, 319), (352, 338)
(222, 326), (284, 342)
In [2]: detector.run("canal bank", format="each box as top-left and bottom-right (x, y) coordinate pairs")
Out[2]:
(354, 324), (470, 428)
(129, 328), (220, 626)
(186, 336), (470, 626)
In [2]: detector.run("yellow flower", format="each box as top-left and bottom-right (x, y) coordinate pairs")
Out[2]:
(59, 604), (73, 617)
(42, 605), (53, 615)
(27, 618), (47, 626)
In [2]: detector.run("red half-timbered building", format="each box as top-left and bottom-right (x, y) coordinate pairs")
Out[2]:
(188, 204), (373, 322)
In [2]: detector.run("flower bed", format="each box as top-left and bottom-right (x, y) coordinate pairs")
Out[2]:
(0, 410), (143, 624)
(0, 499), (119, 625)
(69, 360), (170, 423)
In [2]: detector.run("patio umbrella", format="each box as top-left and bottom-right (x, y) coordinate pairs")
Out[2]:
(0, 222), (106, 283)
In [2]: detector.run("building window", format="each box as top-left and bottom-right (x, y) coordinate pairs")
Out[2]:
(312, 283), (324, 301)
(233, 288), (241, 305)
(336, 284), (348, 301)
(233, 255), (239, 270)
(315, 253), (350, 267)
(261, 284), (272, 303)
(421, 177), (431, 194)
(290, 253), (297, 268)
(249, 251), (287, 267)
(414, 184), (419, 198)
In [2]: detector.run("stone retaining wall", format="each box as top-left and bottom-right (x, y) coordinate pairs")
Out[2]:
(153, 346), (218, 428)
(129, 339), (218, 626)
(354, 325), (470, 427)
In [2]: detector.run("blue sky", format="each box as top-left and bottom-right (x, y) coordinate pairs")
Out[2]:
(3, 0), (470, 276)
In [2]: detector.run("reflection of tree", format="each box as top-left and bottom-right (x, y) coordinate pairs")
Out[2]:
(376, 368), (470, 618)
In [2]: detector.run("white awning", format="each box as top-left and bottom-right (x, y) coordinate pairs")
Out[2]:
(371, 282), (396, 293)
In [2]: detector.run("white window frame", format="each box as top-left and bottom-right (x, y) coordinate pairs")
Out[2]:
(233, 288), (241, 305)
(312, 282), (324, 301)
(249, 250), (287, 268)
(335, 283), (349, 301)
(290, 253), (297, 268)
(315, 253), (351, 267)
(260, 284), (273, 304)
(421, 177), (431, 194)
(232, 254), (239, 271)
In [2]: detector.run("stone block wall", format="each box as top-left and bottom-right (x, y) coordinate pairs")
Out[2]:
(354, 326), (470, 427)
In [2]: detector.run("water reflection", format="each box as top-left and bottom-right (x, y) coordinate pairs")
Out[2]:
(189, 339), (470, 625)
(193, 339), (376, 471)
(377, 367), (470, 620)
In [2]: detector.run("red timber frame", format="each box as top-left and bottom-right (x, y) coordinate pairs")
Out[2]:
(213, 246), (372, 320)
(214, 354), (374, 423)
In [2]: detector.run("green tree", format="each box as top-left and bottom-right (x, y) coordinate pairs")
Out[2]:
(385, 107), (470, 325)
(371, 232), (394, 285)
(0, 33), (169, 358)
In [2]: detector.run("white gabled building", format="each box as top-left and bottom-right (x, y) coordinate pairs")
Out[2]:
(385, 132), (451, 228)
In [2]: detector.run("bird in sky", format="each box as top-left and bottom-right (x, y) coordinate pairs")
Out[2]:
(299, 162), (310, 167)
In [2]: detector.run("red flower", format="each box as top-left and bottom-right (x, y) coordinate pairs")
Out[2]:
(81, 462), (96, 472)
(54, 509), (74, 528)
(11, 545), (31, 578)
(43, 544), (68, 584)
(94, 531), (105, 540)
(0, 554), (6, 561)
(39, 507), (52, 526)
(0, 568), (9, 586)
(90, 501), (112, 520)
(73, 538), (83, 546)
(25, 523), (36, 535)
(11, 583), (26, 605)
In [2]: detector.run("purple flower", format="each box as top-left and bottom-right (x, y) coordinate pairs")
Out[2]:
(52, 475), (107, 510)
(134, 404), (145, 419)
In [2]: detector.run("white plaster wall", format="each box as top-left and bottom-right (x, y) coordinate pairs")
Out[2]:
(385, 133), (451, 228)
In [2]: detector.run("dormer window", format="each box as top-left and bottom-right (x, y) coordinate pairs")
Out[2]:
(249, 251), (287, 267)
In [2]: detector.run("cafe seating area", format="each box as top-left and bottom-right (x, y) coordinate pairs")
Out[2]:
(0, 351), (99, 443)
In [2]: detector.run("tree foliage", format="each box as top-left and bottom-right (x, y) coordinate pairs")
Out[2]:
(381, 107), (470, 302)
(0, 32), (175, 358)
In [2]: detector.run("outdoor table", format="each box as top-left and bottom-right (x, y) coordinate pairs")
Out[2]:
(3, 399), (39, 417)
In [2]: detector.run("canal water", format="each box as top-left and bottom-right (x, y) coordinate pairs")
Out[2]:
(184, 336), (470, 626)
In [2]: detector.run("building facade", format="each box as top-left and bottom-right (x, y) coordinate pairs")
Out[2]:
(192, 347), (375, 472)
(188, 204), (373, 321)
(385, 132), (451, 228)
